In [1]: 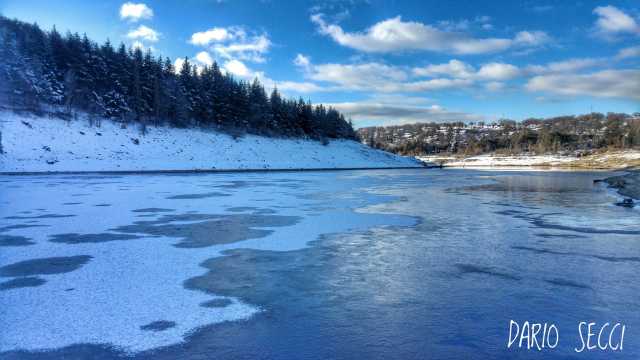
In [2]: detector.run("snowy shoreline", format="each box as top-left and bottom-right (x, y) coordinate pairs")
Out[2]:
(0, 111), (422, 173)
(418, 151), (640, 170)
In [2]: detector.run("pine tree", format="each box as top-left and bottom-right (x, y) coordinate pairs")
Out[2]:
(0, 16), (357, 140)
(248, 78), (269, 134)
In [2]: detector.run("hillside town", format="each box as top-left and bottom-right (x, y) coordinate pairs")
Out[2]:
(357, 112), (640, 156)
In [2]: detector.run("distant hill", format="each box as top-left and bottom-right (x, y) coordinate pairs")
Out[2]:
(357, 113), (640, 156)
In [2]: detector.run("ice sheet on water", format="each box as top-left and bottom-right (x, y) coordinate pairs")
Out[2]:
(0, 171), (417, 354)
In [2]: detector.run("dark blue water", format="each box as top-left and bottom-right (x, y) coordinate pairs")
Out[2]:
(1, 169), (639, 359)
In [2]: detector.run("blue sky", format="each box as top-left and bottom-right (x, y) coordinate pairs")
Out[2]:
(1, 0), (639, 127)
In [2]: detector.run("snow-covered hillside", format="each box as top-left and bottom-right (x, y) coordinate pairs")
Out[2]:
(0, 111), (421, 173)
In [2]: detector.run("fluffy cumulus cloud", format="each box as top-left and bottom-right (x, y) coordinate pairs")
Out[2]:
(294, 54), (311, 69)
(215, 35), (270, 63)
(173, 58), (185, 73)
(289, 55), (537, 94)
(615, 45), (640, 59)
(175, 52), (309, 95)
(174, 57), (208, 75)
(189, 26), (270, 63)
(131, 40), (156, 52)
(593, 5), (639, 36)
(120, 2), (153, 22)
(413, 59), (475, 79)
(413, 60), (520, 83)
(476, 62), (520, 80)
(190, 28), (233, 45)
(513, 31), (551, 46)
(310, 14), (549, 54)
(195, 51), (214, 66)
(223, 59), (251, 77)
(294, 58), (475, 93)
(325, 97), (483, 126)
(208, 59), (320, 95)
(292, 50), (639, 99)
(127, 25), (159, 42)
(526, 69), (640, 100)
(307, 62), (407, 90)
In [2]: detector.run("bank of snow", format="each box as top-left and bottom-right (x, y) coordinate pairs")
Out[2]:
(418, 151), (640, 169)
(0, 111), (420, 173)
(417, 154), (577, 168)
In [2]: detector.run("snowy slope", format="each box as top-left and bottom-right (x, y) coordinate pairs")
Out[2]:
(0, 111), (421, 172)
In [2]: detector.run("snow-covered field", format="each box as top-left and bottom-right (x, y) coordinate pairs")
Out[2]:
(418, 150), (640, 169)
(418, 154), (578, 168)
(0, 111), (420, 173)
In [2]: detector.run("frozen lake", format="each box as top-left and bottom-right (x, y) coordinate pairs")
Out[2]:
(1, 169), (639, 359)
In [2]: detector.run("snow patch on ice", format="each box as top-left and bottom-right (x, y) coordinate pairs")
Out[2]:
(0, 171), (416, 353)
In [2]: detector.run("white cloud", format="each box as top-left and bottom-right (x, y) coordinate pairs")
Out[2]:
(213, 34), (270, 63)
(293, 58), (476, 93)
(415, 57), (610, 85)
(174, 58), (185, 73)
(526, 69), (640, 100)
(195, 51), (214, 66)
(308, 62), (407, 90)
(413, 60), (520, 81)
(593, 5), (639, 35)
(484, 81), (505, 92)
(132, 40), (145, 50)
(131, 40), (155, 52)
(294, 54), (311, 69)
(514, 31), (551, 46)
(616, 45), (640, 59)
(402, 78), (473, 92)
(276, 81), (325, 93)
(190, 28), (232, 45)
(223, 59), (251, 77)
(311, 14), (549, 54)
(525, 58), (603, 74)
(326, 100), (483, 126)
(127, 25), (159, 42)
(413, 59), (475, 79)
(189, 26), (270, 63)
(173, 51), (316, 95)
(476, 62), (520, 80)
(120, 2), (153, 22)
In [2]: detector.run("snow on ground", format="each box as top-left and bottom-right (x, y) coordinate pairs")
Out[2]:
(0, 111), (420, 173)
(417, 154), (577, 168)
(418, 150), (640, 169)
